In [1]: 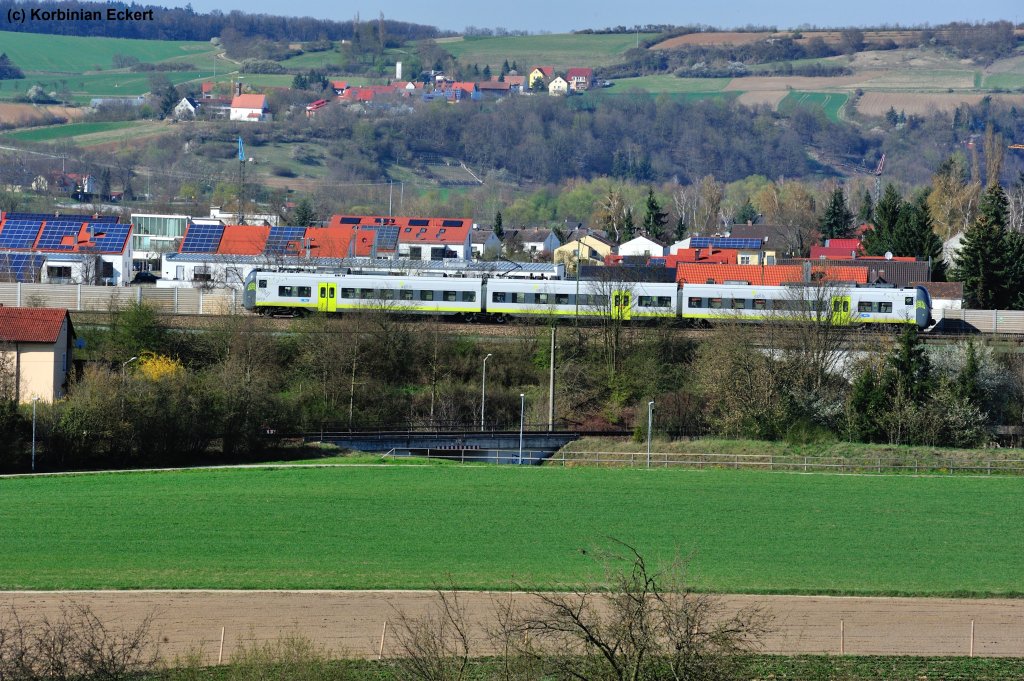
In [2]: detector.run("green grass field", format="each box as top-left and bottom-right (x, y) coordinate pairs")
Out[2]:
(435, 33), (659, 70)
(1, 120), (148, 142)
(1, 466), (1021, 594)
(983, 73), (1024, 90)
(0, 30), (217, 73)
(602, 75), (731, 93)
(778, 90), (848, 122)
(0, 70), (216, 101)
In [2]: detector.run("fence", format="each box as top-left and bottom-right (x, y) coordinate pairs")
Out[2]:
(0, 282), (240, 315)
(387, 448), (1024, 475)
(932, 308), (1024, 334)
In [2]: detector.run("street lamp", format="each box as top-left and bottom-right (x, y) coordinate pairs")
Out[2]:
(480, 353), (492, 432)
(646, 401), (655, 469)
(519, 393), (525, 464)
(31, 397), (39, 473)
(122, 356), (138, 374)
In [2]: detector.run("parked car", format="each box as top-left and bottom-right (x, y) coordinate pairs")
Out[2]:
(131, 271), (159, 284)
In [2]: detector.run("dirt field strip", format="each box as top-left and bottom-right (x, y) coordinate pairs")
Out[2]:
(2, 591), (1022, 662)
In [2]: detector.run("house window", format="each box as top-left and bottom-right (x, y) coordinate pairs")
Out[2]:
(739, 255), (751, 265)
(766, 256), (776, 265)
(409, 246), (422, 259)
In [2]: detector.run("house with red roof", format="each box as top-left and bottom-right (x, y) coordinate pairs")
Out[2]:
(230, 94), (270, 122)
(528, 66), (554, 89)
(0, 307), (74, 402)
(566, 67), (594, 91)
(676, 263), (868, 286)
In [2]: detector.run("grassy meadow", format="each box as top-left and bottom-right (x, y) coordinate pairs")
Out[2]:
(778, 90), (849, 121)
(0, 30), (218, 73)
(1, 120), (148, 142)
(436, 33), (659, 70)
(0, 466), (1021, 595)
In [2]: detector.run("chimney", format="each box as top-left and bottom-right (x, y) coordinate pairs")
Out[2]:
(396, 61), (402, 80)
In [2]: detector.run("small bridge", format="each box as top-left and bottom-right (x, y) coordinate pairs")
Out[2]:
(310, 430), (582, 465)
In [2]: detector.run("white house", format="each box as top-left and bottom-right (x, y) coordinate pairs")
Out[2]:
(230, 94), (270, 122)
(548, 76), (569, 96)
(618, 235), (667, 257)
(470, 229), (502, 258)
(174, 97), (200, 119)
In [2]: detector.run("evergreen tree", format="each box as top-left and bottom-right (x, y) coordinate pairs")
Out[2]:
(641, 188), (668, 239)
(482, 64), (491, 80)
(622, 207), (635, 242)
(733, 200), (758, 225)
(820, 186), (854, 240)
(673, 217), (687, 242)
(493, 210), (504, 238)
(888, 326), (931, 403)
(885, 106), (899, 126)
(501, 59), (510, 75)
(953, 183), (1013, 308)
(862, 184), (903, 255)
(857, 188), (873, 225)
(890, 191), (945, 278)
(0, 53), (24, 80)
(293, 198), (318, 227)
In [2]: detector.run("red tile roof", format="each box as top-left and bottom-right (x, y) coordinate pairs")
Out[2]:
(218, 225), (271, 255)
(201, 81), (214, 93)
(567, 68), (593, 79)
(0, 307), (71, 344)
(826, 238), (862, 250)
(671, 248), (739, 264)
(327, 215), (473, 244)
(231, 94), (267, 110)
(531, 66), (554, 77)
(676, 264), (868, 286)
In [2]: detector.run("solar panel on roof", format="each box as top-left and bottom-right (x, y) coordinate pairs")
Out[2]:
(0, 220), (43, 249)
(180, 224), (225, 253)
(408, 219), (430, 227)
(89, 223), (131, 253)
(441, 219), (463, 227)
(0, 253), (44, 282)
(339, 217), (361, 224)
(375, 225), (399, 251)
(264, 226), (306, 255)
(37, 221), (83, 251)
(690, 237), (763, 250)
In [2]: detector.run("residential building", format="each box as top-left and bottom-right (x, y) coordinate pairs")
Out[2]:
(506, 228), (560, 256)
(0, 213), (133, 285)
(618, 236), (667, 258)
(566, 67), (594, 91)
(547, 76), (569, 96)
(130, 214), (192, 271)
(528, 66), (554, 89)
(173, 97), (200, 119)
(229, 94), (270, 122)
(0, 307), (74, 402)
(469, 229), (502, 258)
(554, 233), (615, 271)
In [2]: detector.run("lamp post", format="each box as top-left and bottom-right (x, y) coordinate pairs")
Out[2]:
(646, 400), (654, 469)
(31, 397), (38, 473)
(480, 353), (492, 432)
(519, 393), (525, 464)
(122, 356), (138, 375)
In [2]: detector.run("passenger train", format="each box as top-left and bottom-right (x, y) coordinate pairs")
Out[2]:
(243, 270), (933, 328)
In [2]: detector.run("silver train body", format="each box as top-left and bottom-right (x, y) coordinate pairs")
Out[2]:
(242, 270), (932, 328)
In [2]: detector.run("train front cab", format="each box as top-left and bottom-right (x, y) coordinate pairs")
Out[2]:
(915, 285), (932, 329)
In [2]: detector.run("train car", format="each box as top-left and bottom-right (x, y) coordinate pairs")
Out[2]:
(243, 270), (484, 317)
(484, 278), (677, 321)
(680, 283), (931, 328)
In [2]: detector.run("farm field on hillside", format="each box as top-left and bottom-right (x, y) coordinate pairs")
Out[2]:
(0, 70), (216, 101)
(602, 75), (731, 93)
(2, 120), (152, 142)
(778, 90), (849, 121)
(0, 30), (217, 73)
(436, 33), (658, 70)
(0, 466), (1021, 594)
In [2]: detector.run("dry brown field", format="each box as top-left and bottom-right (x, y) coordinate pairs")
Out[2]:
(0, 103), (86, 127)
(857, 92), (1024, 116)
(3, 591), (1024, 663)
(651, 28), (994, 50)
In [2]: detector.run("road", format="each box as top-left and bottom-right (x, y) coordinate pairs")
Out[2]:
(2, 591), (1022, 662)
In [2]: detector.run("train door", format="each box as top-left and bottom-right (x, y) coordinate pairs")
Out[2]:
(830, 295), (851, 325)
(317, 282), (337, 313)
(612, 290), (632, 321)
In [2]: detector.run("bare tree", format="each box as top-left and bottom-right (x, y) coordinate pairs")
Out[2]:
(390, 590), (472, 681)
(501, 541), (769, 681)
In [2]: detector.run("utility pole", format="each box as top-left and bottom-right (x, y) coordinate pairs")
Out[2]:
(548, 327), (556, 431)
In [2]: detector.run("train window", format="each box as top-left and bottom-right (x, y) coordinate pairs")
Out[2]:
(688, 297), (703, 308)
(400, 289), (413, 300)
(513, 293), (526, 304)
(443, 291), (457, 302)
(258, 279), (267, 289)
(593, 295), (609, 306)
(709, 298), (723, 309)
(359, 288), (375, 299)
(461, 291), (476, 302)
(880, 302), (893, 313)
(492, 292), (506, 303)
(380, 289), (394, 299)
(536, 293), (549, 304)
(341, 288), (356, 299)
(556, 293), (569, 305)
(833, 300), (842, 312)
(843, 301), (849, 312)
(732, 298), (745, 309)
(638, 296), (652, 307)
(297, 287), (311, 297)
(753, 299), (767, 310)
(278, 286), (294, 297)
(858, 301), (873, 313)
(657, 297), (672, 307)
(905, 297), (914, 306)
(420, 290), (435, 301)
